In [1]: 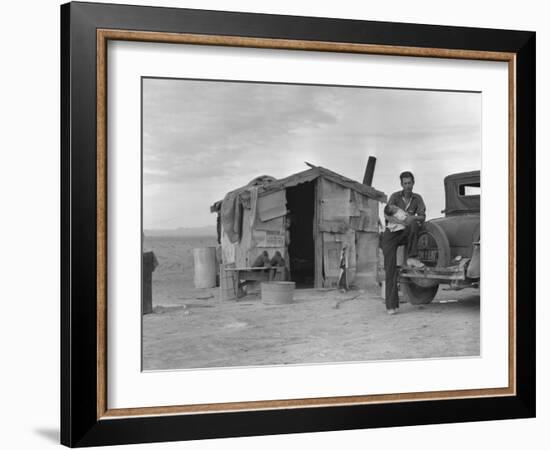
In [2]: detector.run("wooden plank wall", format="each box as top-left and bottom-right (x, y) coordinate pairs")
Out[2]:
(355, 231), (380, 293)
(317, 177), (380, 290)
(220, 177), (380, 292)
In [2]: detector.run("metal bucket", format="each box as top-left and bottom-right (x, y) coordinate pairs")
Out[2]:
(261, 281), (295, 304)
(193, 247), (217, 288)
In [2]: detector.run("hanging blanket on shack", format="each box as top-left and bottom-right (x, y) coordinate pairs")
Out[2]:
(220, 176), (279, 244)
(220, 191), (243, 243)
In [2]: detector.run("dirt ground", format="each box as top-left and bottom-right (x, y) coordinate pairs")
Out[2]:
(142, 235), (480, 371)
(142, 285), (480, 371)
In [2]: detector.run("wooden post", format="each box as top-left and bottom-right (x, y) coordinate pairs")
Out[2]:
(313, 178), (324, 288)
(219, 263), (237, 301)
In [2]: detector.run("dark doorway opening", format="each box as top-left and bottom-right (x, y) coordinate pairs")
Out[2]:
(286, 181), (315, 288)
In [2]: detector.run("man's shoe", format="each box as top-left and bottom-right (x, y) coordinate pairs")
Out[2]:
(407, 257), (425, 268)
(387, 308), (397, 315)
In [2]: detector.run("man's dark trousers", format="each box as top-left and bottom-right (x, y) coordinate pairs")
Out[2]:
(381, 221), (420, 309)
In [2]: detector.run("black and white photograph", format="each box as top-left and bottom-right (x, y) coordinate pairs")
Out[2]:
(1, 0), (540, 448)
(141, 77), (481, 371)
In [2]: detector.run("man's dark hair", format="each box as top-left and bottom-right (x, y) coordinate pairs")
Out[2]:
(384, 204), (393, 216)
(400, 171), (415, 182)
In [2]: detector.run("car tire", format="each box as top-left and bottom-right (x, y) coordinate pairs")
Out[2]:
(403, 222), (450, 304)
(401, 279), (439, 304)
(420, 221), (452, 268)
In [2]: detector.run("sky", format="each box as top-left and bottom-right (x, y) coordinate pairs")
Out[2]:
(142, 78), (481, 229)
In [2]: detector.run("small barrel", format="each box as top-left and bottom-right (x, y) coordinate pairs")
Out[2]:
(261, 281), (295, 304)
(142, 251), (156, 314)
(193, 247), (217, 288)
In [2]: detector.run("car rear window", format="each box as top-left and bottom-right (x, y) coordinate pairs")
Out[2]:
(459, 182), (481, 196)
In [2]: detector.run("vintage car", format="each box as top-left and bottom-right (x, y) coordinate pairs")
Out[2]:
(400, 170), (481, 304)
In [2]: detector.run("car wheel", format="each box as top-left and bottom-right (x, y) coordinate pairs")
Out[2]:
(404, 222), (450, 304)
(417, 221), (451, 268)
(401, 280), (439, 304)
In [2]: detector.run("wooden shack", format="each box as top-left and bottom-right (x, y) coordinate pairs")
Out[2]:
(211, 165), (386, 295)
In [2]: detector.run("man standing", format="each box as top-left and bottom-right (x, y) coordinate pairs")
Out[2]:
(382, 171), (426, 315)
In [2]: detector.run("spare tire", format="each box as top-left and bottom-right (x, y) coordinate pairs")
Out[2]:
(417, 221), (451, 268)
(401, 221), (451, 304)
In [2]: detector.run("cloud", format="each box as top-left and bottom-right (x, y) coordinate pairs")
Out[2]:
(142, 79), (339, 186)
(142, 79), (481, 228)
